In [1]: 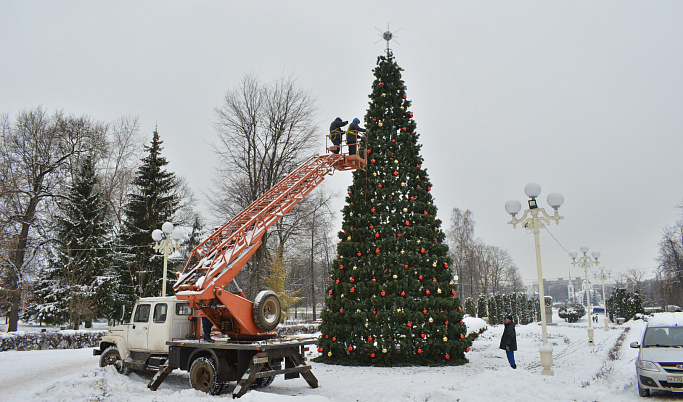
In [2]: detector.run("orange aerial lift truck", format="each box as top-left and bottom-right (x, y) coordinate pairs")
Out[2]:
(94, 148), (360, 398)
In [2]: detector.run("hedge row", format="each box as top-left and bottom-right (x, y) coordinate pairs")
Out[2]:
(0, 331), (107, 352)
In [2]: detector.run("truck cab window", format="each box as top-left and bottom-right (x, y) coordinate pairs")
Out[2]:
(176, 303), (192, 316)
(133, 304), (151, 323)
(153, 303), (168, 323)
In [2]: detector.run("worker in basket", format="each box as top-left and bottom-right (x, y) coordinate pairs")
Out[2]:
(328, 117), (347, 154)
(346, 117), (367, 166)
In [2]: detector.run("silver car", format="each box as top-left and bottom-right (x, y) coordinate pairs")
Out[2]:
(630, 312), (683, 397)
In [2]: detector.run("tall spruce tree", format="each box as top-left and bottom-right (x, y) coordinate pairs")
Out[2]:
(316, 50), (471, 366)
(26, 156), (111, 328)
(117, 128), (179, 304)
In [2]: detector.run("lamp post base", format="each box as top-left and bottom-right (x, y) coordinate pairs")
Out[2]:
(604, 318), (609, 331)
(539, 349), (554, 376)
(587, 328), (595, 346)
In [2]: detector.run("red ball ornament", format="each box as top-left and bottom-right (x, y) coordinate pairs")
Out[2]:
(367, 149), (371, 154)
(417, 164), (421, 168)
(419, 275), (423, 280)
(393, 171), (398, 176)
(432, 278), (437, 282)
(371, 352), (376, 358)
(423, 309), (428, 314)
(417, 348), (423, 354)
(451, 290), (456, 295)
(445, 354), (450, 360)
(339, 308), (343, 313)
(402, 127), (407, 132)
(370, 225), (374, 229)
(410, 113), (414, 118)
(380, 291), (386, 297)
(318, 347), (323, 352)
(445, 321), (449, 326)
(378, 184), (382, 188)
(391, 118), (395, 122)
(357, 252), (362, 257)
(340, 264), (344, 269)
(421, 248), (426, 254)
(373, 310), (377, 315)
(428, 187), (431, 191)
(372, 278), (377, 282)
(390, 196), (393, 200)
(407, 322), (413, 327)
(329, 290), (333, 295)
(375, 248), (380, 254)
(371, 207), (375, 212)
(444, 263), (449, 268)
(421, 333), (426, 339)
(397, 233), (402, 237)
(403, 94), (407, 99)
(392, 139), (396, 142)
(405, 221), (410, 226)
(335, 279), (340, 284)
(373, 118), (377, 122)
(371, 158), (376, 163)
(404, 264), (409, 269)
(380, 82), (384, 86)
(458, 307), (462, 312)
(466, 348), (470, 353)
(375, 233), (380, 238)
(350, 277), (355, 283)
(348, 345), (354, 351)
(425, 290), (431, 295)
(401, 291), (406, 297)
(325, 334), (329, 339)
(410, 196), (415, 200)
(424, 211), (428, 216)
(332, 336), (337, 341)
(460, 334), (465, 339)
(417, 185), (421, 189)
(368, 336), (373, 341)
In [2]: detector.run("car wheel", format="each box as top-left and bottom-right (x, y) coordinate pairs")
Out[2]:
(99, 346), (129, 375)
(189, 357), (223, 395)
(638, 383), (650, 397)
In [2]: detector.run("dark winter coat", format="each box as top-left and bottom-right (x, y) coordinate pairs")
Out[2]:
(346, 122), (366, 144)
(499, 321), (517, 351)
(329, 118), (347, 136)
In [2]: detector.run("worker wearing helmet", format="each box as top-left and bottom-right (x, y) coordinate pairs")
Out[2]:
(329, 117), (347, 154)
(346, 118), (366, 156)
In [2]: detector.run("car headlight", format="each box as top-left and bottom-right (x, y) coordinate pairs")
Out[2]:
(638, 360), (659, 372)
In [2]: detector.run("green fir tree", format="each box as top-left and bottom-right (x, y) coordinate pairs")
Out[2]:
(116, 128), (179, 305)
(316, 50), (470, 366)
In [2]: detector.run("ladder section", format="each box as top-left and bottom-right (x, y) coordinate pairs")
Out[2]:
(174, 153), (357, 293)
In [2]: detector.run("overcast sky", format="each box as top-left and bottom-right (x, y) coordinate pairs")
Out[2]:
(2, 1), (683, 285)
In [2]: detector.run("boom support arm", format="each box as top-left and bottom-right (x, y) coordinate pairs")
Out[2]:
(173, 153), (358, 339)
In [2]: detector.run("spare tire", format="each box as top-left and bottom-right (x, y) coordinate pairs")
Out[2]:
(253, 290), (281, 331)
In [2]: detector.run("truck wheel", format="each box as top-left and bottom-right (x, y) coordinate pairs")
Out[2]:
(189, 357), (222, 395)
(251, 374), (275, 388)
(253, 290), (281, 331)
(99, 346), (129, 375)
(638, 383), (650, 397)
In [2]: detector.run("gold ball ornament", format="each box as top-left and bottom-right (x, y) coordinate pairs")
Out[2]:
(356, 309), (361, 314)
(373, 172), (377, 177)
(443, 337), (448, 342)
(433, 262), (438, 267)
(365, 323), (369, 328)
(394, 159), (398, 164)
(393, 274), (398, 279)
(402, 208), (408, 213)
(371, 198), (375, 203)
(328, 351), (332, 357)
(341, 294), (345, 298)
(379, 122), (383, 127)
(429, 317), (434, 323)
(382, 348), (387, 354)
(401, 182), (406, 187)
(401, 250), (405, 255)
(437, 288), (442, 294)
(347, 236), (351, 241)
(353, 265), (358, 270)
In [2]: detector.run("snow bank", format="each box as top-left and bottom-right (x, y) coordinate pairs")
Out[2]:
(463, 316), (487, 338)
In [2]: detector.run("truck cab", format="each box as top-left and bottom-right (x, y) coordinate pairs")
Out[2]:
(95, 296), (194, 372)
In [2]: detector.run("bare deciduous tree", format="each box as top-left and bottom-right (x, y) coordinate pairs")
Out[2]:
(209, 73), (319, 298)
(0, 107), (104, 331)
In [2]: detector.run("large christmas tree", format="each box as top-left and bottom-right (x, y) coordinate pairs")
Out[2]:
(316, 49), (471, 366)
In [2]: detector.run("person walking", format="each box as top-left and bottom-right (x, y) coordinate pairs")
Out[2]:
(500, 314), (517, 369)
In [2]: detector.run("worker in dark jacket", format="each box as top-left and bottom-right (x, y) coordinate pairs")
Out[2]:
(329, 117), (347, 154)
(346, 118), (366, 156)
(499, 314), (517, 368)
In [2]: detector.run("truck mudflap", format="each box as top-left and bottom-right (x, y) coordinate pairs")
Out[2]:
(148, 336), (319, 398)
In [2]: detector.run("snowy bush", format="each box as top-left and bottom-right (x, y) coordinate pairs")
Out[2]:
(558, 303), (586, 323)
(0, 330), (107, 352)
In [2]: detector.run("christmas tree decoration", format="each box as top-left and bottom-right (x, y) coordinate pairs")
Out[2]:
(316, 46), (470, 366)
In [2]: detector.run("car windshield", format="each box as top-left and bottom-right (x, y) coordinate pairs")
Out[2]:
(643, 326), (683, 347)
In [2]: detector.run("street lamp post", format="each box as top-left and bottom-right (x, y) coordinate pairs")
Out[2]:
(569, 246), (600, 346)
(152, 222), (184, 297)
(505, 183), (564, 376)
(593, 266), (612, 331)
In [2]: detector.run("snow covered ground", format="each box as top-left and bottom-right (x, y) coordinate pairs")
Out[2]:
(1, 314), (682, 401)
